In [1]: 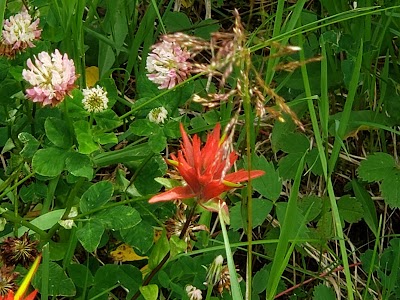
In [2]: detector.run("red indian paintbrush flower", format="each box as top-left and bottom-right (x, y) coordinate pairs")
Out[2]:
(149, 123), (265, 209)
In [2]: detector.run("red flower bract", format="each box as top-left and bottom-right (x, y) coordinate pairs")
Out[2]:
(149, 123), (265, 207)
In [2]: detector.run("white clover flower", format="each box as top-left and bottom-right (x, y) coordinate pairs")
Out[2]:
(22, 49), (77, 106)
(146, 40), (191, 89)
(58, 207), (78, 229)
(82, 85), (109, 113)
(2, 9), (41, 52)
(148, 106), (168, 124)
(185, 285), (202, 300)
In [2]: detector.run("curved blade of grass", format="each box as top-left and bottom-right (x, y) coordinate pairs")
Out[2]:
(266, 153), (306, 300)
(219, 207), (243, 300)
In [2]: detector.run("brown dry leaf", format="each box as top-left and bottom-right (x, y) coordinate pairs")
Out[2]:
(110, 244), (148, 262)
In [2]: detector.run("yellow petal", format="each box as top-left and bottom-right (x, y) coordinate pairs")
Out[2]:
(85, 66), (99, 88)
(110, 244), (148, 262)
(15, 254), (41, 300)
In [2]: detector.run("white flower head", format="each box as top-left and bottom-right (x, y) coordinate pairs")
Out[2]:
(148, 106), (168, 124)
(82, 85), (109, 113)
(146, 40), (191, 89)
(185, 285), (202, 300)
(2, 8), (41, 51)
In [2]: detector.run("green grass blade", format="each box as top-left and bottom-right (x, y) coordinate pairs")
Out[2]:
(266, 153), (306, 300)
(219, 208), (243, 300)
(40, 243), (50, 300)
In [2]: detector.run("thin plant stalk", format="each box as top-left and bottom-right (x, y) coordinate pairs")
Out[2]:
(219, 205), (243, 300)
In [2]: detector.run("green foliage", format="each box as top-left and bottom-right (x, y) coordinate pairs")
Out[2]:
(1, 1), (400, 299)
(312, 284), (336, 300)
(358, 153), (400, 208)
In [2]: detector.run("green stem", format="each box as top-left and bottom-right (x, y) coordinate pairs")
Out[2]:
(41, 178), (86, 245)
(1, 211), (47, 238)
(41, 176), (59, 215)
(205, 283), (213, 300)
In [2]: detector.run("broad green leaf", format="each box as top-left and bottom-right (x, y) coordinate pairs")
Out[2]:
(337, 195), (363, 224)
(230, 199), (273, 231)
(120, 220), (154, 254)
(381, 173), (400, 208)
(95, 206), (141, 230)
(20, 181), (47, 203)
(312, 284), (335, 300)
(98, 78), (118, 107)
(80, 181), (114, 213)
(18, 209), (66, 236)
(45, 117), (72, 148)
(316, 211), (333, 240)
(18, 132), (40, 158)
(164, 11), (191, 32)
(253, 265), (269, 294)
(148, 230), (169, 270)
(149, 131), (166, 153)
(0, 79), (20, 105)
(32, 262), (76, 297)
(32, 147), (67, 177)
(0, 58), (9, 82)
(94, 110), (122, 130)
(133, 155), (166, 195)
(73, 120), (99, 154)
(169, 235), (187, 258)
(67, 264), (94, 288)
(278, 153), (304, 180)
(298, 195), (323, 222)
(93, 131), (118, 145)
(118, 265), (142, 298)
(129, 119), (161, 137)
(65, 152), (93, 180)
(76, 219), (105, 252)
(306, 147), (324, 176)
(140, 284), (158, 300)
(358, 153), (396, 182)
(280, 133), (309, 153)
(98, 42), (115, 78)
(352, 180), (378, 236)
(250, 155), (281, 201)
(193, 19), (220, 39)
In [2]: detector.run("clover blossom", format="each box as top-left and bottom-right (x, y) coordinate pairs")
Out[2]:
(82, 85), (108, 113)
(148, 106), (168, 124)
(2, 9), (41, 52)
(146, 40), (191, 89)
(22, 49), (77, 106)
(185, 285), (202, 300)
